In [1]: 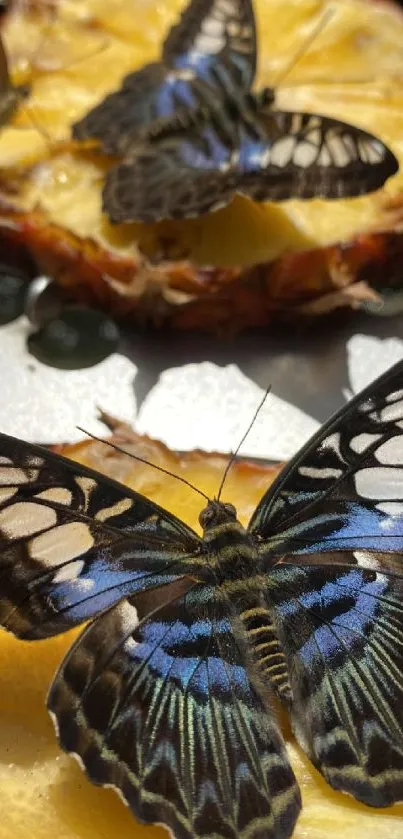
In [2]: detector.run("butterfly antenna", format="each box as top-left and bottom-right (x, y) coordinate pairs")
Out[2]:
(273, 7), (336, 90)
(76, 426), (211, 504)
(216, 385), (272, 502)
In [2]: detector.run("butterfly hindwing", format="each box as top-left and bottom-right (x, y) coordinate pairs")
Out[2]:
(103, 108), (398, 223)
(72, 0), (256, 154)
(48, 583), (301, 839)
(267, 562), (403, 807)
(250, 358), (403, 806)
(0, 432), (201, 639)
(102, 122), (239, 222)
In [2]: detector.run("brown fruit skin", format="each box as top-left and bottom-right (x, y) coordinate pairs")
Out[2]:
(0, 209), (402, 333)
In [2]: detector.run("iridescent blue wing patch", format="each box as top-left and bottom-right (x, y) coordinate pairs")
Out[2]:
(0, 432), (201, 639)
(72, 0), (256, 155)
(267, 562), (403, 807)
(48, 584), (301, 839)
(102, 109), (398, 223)
(249, 359), (403, 807)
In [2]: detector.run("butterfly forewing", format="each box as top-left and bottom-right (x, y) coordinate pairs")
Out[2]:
(163, 0), (257, 90)
(72, 0), (256, 155)
(48, 584), (300, 839)
(103, 107), (398, 223)
(249, 358), (403, 551)
(250, 359), (403, 807)
(0, 433), (202, 639)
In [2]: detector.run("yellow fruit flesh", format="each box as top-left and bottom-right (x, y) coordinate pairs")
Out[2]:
(0, 0), (402, 265)
(0, 436), (402, 838)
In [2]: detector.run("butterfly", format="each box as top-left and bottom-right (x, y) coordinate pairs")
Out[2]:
(72, 0), (257, 156)
(1, 361), (403, 838)
(0, 34), (30, 129)
(72, 0), (398, 223)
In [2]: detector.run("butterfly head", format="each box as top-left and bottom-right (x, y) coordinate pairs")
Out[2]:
(249, 86), (275, 112)
(199, 499), (237, 532)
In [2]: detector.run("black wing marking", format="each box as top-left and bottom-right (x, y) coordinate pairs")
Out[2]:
(72, 0), (256, 155)
(0, 432), (202, 639)
(248, 359), (403, 807)
(163, 0), (257, 91)
(267, 562), (403, 807)
(249, 358), (403, 555)
(48, 583), (300, 839)
(102, 109), (398, 223)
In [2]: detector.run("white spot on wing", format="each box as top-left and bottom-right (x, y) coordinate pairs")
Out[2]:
(350, 433), (381, 454)
(96, 498), (133, 522)
(0, 467), (39, 486)
(270, 136), (295, 168)
(387, 389), (403, 403)
(293, 141), (317, 168)
(299, 466), (342, 479)
(376, 501), (403, 516)
(35, 487), (73, 505)
(53, 559), (85, 582)
(328, 134), (351, 167)
(29, 521), (94, 565)
(317, 145), (331, 166)
(0, 502), (57, 538)
(202, 17), (224, 37)
(322, 432), (343, 458)
(0, 487), (18, 504)
(381, 401), (403, 422)
(355, 466), (403, 499)
(376, 437), (403, 465)
(118, 599), (139, 637)
(353, 551), (380, 570)
(193, 32), (224, 53)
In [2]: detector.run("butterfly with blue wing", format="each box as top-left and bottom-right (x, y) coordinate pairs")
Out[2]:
(1, 362), (403, 836)
(70, 0), (399, 222)
(72, 0), (256, 156)
(103, 101), (399, 222)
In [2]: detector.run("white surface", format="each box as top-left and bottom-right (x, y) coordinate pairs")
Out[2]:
(0, 318), (402, 460)
(0, 317), (137, 443)
(136, 362), (320, 461)
(346, 335), (403, 395)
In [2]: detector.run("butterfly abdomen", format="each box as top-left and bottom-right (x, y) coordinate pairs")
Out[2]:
(241, 606), (292, 705)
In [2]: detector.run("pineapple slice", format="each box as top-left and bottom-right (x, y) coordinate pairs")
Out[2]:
(0, 421), (402, 839)
(0, 0), (402, 329)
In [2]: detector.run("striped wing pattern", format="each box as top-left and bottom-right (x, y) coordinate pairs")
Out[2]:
(72, 0), (256, 155)
(0, 433), (201, 639)
(251, 360), (403, 807)
(48, 585), (300, 839)
(268, 563), (403, 807)
(103, 108), (398, 223)
(1, 360), (403, 835)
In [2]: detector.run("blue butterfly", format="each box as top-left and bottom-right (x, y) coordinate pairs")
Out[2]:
(1, 361), (403, 838)
(72, 0), (398, 222)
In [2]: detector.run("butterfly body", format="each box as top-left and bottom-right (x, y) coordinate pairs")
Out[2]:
(2, 362), (403, 836)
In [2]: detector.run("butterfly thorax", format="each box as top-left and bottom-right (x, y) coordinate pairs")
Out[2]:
(199, 499), (261, 587)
